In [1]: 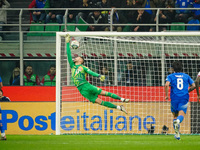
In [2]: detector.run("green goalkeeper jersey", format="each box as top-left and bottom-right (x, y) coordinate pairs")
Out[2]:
(66, 43), (100, 87)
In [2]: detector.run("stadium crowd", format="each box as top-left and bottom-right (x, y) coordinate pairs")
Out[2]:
(27, 0), (200, 31)
(9, 64), (56, 86)
(0, 0), (199, 39)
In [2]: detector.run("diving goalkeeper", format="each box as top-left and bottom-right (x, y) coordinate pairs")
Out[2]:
(65, 35), (129, 114)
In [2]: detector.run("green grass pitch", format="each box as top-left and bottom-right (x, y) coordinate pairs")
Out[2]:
(1, 135), (200, 150)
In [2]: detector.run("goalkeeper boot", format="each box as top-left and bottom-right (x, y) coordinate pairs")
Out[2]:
(1, 136), (7, 140)
(121, 98), (130, 103)
(173, 119), (180, 140)
(120, 105), (128, 114)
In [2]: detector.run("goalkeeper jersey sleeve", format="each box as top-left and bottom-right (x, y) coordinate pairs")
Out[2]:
(83, 66), (100, 77)
(66, 43), (75, 68)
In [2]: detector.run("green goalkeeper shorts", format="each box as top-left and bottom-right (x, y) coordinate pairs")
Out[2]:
(78, 83), (102, 103)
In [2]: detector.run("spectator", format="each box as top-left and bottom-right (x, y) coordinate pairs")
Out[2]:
(141, 0), (159, 15)
(162, 0), (175, 8)
(97, 0), (110, 10)
(0, 89), (10, 102)
(123, 62), (137, 86)
(76, 0), (93, 23)
(45, 0), (66, 24)
(23, 65), (40, 86)
(29, 0), (47, 24)
(0, 76), (3, 89)
(86, 9), (107, 31)
(65, 0), (79, 23)
(164, 4), (176, 23)
(108, 0), (126, 8)
(131, 8), (152, 32)
(105, 5), (127, 32)
(41, 64), (56, 86)
(125, 0), (138, 23)
(96, 0), (110, 19)
(192, 0), (200, 21)
(9, 67), (20, 86)
(150, 4), (175, 31)
(175, 0), (193, 23)
(99, 66), (113, 86)
(0, 0), (10, 40)
(187, 0), (200, 31)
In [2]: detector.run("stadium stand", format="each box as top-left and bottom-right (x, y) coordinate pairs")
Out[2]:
(27, 23), (44, 36)
(170, 22), (185, 31)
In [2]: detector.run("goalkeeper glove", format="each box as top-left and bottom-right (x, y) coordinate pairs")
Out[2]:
(65, 34), (70, 43)
(99, 75), (105, 82)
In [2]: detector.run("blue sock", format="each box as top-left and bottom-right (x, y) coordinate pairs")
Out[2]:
(0, 120), (4, 133)
(177, 115), (184, 123)
(0, 119), (2, 131)
(0, 126), (5, 134)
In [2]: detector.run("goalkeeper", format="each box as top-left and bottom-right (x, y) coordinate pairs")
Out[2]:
(65, 35), (129, 114)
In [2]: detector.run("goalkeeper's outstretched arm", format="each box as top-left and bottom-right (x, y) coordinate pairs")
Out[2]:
(65, 35), (74, 68)
(83, 67), (105, 81)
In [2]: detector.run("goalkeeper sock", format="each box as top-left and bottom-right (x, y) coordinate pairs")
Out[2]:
(105, 92), (121, 100)
(101, 101), (117, 109)
(177, 115), (184, 123)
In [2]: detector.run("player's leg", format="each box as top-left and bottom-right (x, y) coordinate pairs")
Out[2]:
(173, 110), (186, 135)
(95, 98), (128, 114)
(172, 112), (178, 127)
(173, 111), (186, 141)
(0, 120), (6, 140)
(100, 90), (130, 102)
(172, 112), (180, 137)
(176, 110), (186, 124)
(79, 84), (128, 114)
(171, 102), (181, 140)
(172, 112), (179, 128)
(173, 101), (187, 140)
(171, 102), (179, 125)
(174, 102), (188, 127)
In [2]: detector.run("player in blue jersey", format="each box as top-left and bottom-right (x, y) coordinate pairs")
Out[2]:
(165, 61), (196, 140)
(0, 105), (6, 140)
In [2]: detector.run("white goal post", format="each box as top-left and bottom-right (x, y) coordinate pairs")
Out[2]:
(56, 32), (200, 135)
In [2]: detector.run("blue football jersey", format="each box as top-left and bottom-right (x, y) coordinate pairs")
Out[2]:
(0, 76), (2, 82)
(166, 72), (194, 98)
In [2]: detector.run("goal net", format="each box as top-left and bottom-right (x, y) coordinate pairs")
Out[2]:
(56, 32), (200, 135)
